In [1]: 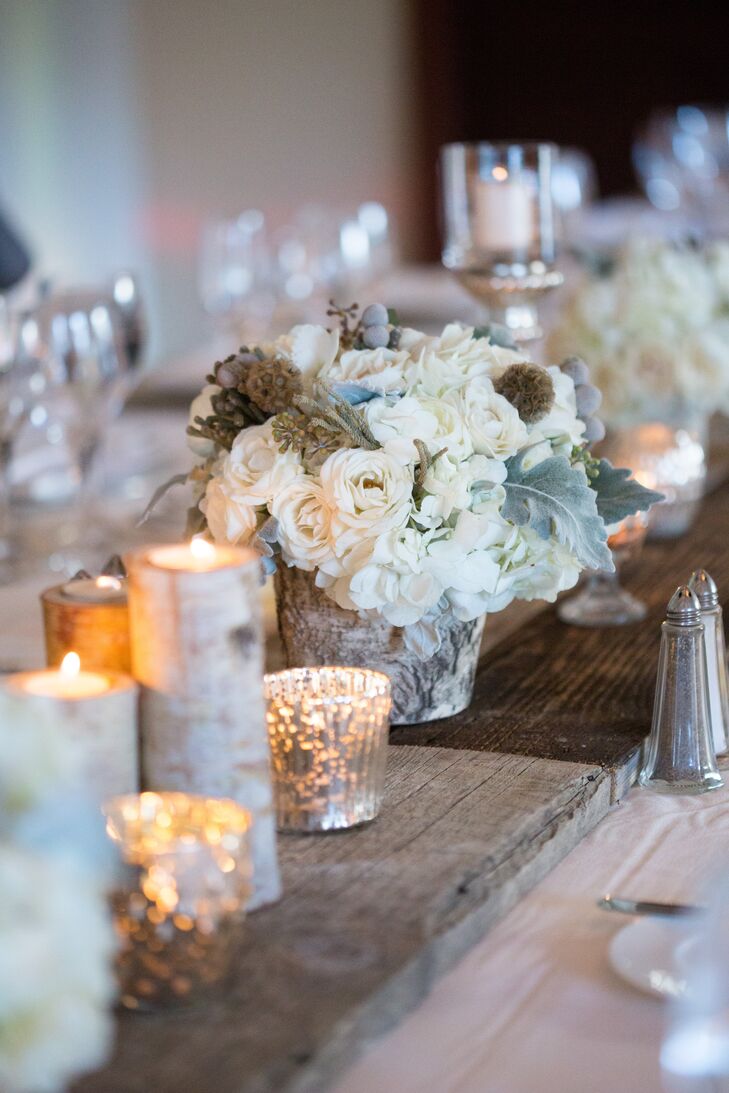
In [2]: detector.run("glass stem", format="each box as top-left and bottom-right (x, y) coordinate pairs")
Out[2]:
(0, 437), (13, 563)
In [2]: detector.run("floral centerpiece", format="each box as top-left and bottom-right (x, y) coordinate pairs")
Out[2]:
(0, 695), (116, 1093)
(548, 238), (729, 426)
(184, 303), (659, 723)
(549, 238), (729, 536)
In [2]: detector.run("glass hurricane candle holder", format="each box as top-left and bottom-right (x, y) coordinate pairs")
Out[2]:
(104, 792), (252, 1011)
(440, 141), (563, 342)
(558, 513), (649, 627)
(601, 416), (707, 539)
(264, 667), (391, 833)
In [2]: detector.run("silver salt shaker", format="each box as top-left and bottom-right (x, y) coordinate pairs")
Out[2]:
(688, 568), (729, 767)
(639, 585), (723, 794)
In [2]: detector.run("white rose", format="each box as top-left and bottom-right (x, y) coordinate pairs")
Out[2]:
(187, 384), (220, 461)
(322, 346), (409, 394)
(364, 395), (439, 464)
(319, 448), (413, 552)
(529, 367), (585, 449)
(223, 421), (301, 505)
(271, 477), (337, 571)
(273, 324), (339, 378)
(460, 379), (529, 459)
(201, 476), (259, 546)
(414, 394), (473, 462)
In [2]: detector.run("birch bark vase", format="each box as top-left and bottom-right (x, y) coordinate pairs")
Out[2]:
(126, 544), (280, 911)
(274, 565), (485, 725)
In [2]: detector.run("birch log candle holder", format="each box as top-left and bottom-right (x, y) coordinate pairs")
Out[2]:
(41, 574), (131, 673)
(125, 538), (280, 910)
(0, 652), (139, 806)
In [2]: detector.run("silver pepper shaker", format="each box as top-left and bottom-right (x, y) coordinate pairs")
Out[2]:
(639, 585), (723, 794)
(688, 568), (729, 767)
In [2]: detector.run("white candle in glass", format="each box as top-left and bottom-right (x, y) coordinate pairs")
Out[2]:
(126, 537), (280, 911)
(1, 652), (139, 805)
(473, 165), (535, 251)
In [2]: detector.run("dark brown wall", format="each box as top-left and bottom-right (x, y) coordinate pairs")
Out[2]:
(412, 0), (729, 258)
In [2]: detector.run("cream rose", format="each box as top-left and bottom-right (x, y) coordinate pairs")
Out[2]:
(271, 476), (337, 571)
(187, 384), (220, 461)
(364, 395), (440, 464)
(201, 476), (259, 546)
(321, 346), (409, 394)
(319, 448), (413, 552)
(460, 379), (529, 459)
(223, 421), (301, 505)
(272, 324), (339, 378)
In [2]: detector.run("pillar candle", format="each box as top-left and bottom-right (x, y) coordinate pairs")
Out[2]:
(1, 652), (139, 806)
(473, 167), (535, 251)
(125, 538), (280, 911)
(41, 575), (130, 673)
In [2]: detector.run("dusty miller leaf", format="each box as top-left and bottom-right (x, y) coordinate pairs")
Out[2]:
(503, 451), (613, 572)
(137, 472), (189, 526)
(591, 459), (664, 526)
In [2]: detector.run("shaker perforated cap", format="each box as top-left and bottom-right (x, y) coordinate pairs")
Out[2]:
(667, 585), (702, 625)
(688, 568), (719, 609)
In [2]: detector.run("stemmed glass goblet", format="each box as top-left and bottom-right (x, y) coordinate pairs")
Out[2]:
(557, 513), (649, 627)
(440, 141), (563, 343)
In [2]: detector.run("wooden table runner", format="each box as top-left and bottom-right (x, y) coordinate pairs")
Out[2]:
(77, 480), (729, 1093)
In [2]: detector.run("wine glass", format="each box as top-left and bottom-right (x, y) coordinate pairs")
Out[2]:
(18, 291), (131, 569)
(198, 210), (275, 343)
(440, 141), (563, 343)
(557, 513), (649, 627)
(0, 332), (42, 580)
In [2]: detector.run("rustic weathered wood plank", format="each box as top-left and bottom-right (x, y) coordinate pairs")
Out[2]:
(76, 747), (611, 1093)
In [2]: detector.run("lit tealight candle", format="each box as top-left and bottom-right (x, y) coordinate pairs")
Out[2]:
(60, 575), (127, 603)
(1, 652), (139, 805)
(42, 576), (130, 673)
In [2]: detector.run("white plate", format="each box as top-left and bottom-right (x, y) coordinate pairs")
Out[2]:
(609, 918), (698, 999)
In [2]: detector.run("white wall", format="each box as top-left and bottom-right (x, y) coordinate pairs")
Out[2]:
(0, 0), (416, 362)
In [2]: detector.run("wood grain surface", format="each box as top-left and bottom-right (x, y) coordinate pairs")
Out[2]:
(75, 476), (729, 1093)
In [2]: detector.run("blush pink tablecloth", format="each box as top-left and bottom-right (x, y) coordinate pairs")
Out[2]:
(334, 780), (729, 1093)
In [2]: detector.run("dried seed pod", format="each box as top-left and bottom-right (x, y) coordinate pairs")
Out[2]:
(494, 362), (555, 424)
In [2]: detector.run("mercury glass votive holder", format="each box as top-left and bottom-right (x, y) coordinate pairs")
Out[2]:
(104, 792), (252, 1011)
(264, 667), (392, 833)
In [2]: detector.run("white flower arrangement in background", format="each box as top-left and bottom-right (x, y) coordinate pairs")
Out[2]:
(0, 696), (116, 1093)
(548, 238), (729, 425)
(184, 302), (659, 657)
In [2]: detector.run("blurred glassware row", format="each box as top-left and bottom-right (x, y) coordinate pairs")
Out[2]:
(0, 273), (146, 582)
(634, 105), (729, 234)
(198, 201), (397, 344)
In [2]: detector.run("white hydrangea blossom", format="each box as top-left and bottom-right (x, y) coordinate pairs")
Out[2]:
(549, 238), (729, 424)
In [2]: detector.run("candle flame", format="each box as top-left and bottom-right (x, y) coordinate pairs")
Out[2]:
(60, 651), (81, 678)
(190, 536), (216, 562)
(492, 165), (508, 181)
(96, 575), (122, 591)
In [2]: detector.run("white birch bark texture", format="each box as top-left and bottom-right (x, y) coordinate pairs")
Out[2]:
(41, 585), (131, 673)
(0, 672), (139, 807)
(275, 565), (485, 725)
(126, 546), (281, 910)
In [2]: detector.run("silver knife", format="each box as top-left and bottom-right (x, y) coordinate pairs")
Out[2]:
(598, 895), (702, 918)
